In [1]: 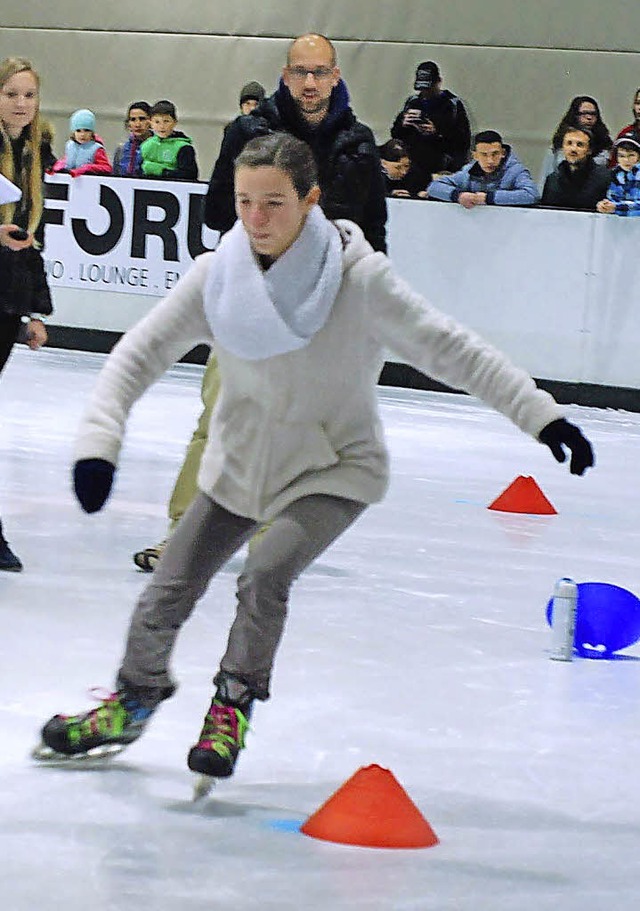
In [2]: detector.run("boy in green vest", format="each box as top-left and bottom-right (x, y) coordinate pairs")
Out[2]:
(141, 100), (198, 180)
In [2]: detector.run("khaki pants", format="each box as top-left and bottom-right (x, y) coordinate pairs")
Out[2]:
(167, 353), (221, 530)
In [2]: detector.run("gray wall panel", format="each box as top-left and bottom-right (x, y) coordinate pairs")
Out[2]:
(1, 8), (639, 177)
(6, 1), (640, 52)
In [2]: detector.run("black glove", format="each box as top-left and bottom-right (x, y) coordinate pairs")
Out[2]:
(538, 418), (594, 476)
(73, 458), (116, 513)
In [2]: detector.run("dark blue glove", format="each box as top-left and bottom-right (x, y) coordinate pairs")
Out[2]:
(73, 458), (115, 513)
(538, 418), (594, 476)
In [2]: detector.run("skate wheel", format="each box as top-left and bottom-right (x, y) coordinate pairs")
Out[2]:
(193, 774), (215, 801)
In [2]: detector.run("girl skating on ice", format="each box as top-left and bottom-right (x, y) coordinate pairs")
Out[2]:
(35, 133), (594, 788)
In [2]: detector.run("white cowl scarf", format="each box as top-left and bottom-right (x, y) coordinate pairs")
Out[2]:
(203, 204), (343, 360)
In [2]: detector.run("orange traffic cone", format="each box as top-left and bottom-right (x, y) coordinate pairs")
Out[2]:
(300, 764), (439, 849)
(488, 475), (557, 515)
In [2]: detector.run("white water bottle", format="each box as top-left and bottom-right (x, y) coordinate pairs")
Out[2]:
(549, 578), (578, 661)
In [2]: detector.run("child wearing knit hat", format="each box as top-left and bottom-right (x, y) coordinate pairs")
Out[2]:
(51, 108), (112, 177)
(596, 136), (640, 216)
(239, 81), (265, 115)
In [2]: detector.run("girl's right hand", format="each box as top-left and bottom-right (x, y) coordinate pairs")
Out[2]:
(0, 224), (34, 251)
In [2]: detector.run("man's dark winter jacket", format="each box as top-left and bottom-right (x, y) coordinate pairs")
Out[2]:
(541, 159), (611, 212)
(204, 79), (387, 253)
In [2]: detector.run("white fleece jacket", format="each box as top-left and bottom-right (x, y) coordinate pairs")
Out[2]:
(75, 220), (562, 521)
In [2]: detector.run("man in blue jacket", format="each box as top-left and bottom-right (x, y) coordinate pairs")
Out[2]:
(428, 130), (539, 208)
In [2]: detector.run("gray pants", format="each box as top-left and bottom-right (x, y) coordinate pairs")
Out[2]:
(119, 491), (366, 701)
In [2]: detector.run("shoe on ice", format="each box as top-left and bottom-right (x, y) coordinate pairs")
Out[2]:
(0, 522), (22, 572)
(188, 700), (251, 778)
(133, 539), (167, 572)
(38, 690), (155, 758)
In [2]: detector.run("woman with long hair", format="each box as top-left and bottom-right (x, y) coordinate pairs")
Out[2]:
(0, 56), (55, 571)
(538, 95), (613, 191)
(34, 133), (593, 788)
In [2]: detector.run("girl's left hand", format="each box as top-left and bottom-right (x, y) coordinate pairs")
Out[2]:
(24, 319), (47, 350)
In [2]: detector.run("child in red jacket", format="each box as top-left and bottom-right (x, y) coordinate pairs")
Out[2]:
(52, 109), (112, 177)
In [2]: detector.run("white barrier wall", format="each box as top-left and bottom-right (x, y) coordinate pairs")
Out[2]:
(43, 176), (640, 393)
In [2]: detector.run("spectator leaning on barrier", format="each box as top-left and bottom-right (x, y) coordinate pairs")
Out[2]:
(378, 138), (429, 198)
(390, 61), (471, 183)
(140, 100), (198, 181)
(52, 109), (112, 177)
(427, 130), (539, 208)
(113, 101), (152, 177)
(541, 126), (611, 212)
(133, 32), (388, 572)
(597, 137), (640, 216)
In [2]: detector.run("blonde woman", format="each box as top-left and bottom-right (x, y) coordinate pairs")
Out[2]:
(0, 57), (55, 571)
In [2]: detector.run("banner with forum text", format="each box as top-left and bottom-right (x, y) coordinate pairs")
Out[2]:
(43, 175), (220, 296)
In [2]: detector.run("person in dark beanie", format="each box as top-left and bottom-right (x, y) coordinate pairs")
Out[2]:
(221, 82), (268, 143)
(391, 61), (471, 181)
(541, 125), (610, 211)
(239, 81), (265, 115)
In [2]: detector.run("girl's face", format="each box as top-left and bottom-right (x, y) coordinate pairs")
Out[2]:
(0, 69), (38, 138)
(74, 128), (93, 144)
(633, 92), (640, 123)
(127, 107), (150, 138)
(235, 165), (320, 260)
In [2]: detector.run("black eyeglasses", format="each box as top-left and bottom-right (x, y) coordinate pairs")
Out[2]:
(287, 66), (334, 80)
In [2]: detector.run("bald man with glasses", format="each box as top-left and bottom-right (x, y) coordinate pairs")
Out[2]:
(133, 33), (387, 572)
(203, 33), (386, 253)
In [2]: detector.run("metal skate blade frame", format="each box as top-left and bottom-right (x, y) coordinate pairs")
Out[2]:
(31, 741), (127, 764)
(193, 774), (216, 801)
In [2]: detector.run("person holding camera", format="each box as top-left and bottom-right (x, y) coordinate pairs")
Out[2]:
(390, 61), (471, 182)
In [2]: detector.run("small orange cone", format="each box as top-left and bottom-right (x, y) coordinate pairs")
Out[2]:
(300, 764), (439, 849)
(488, 475), (557, 515)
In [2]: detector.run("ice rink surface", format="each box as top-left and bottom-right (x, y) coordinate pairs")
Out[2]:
(1, 347), (639, 911)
